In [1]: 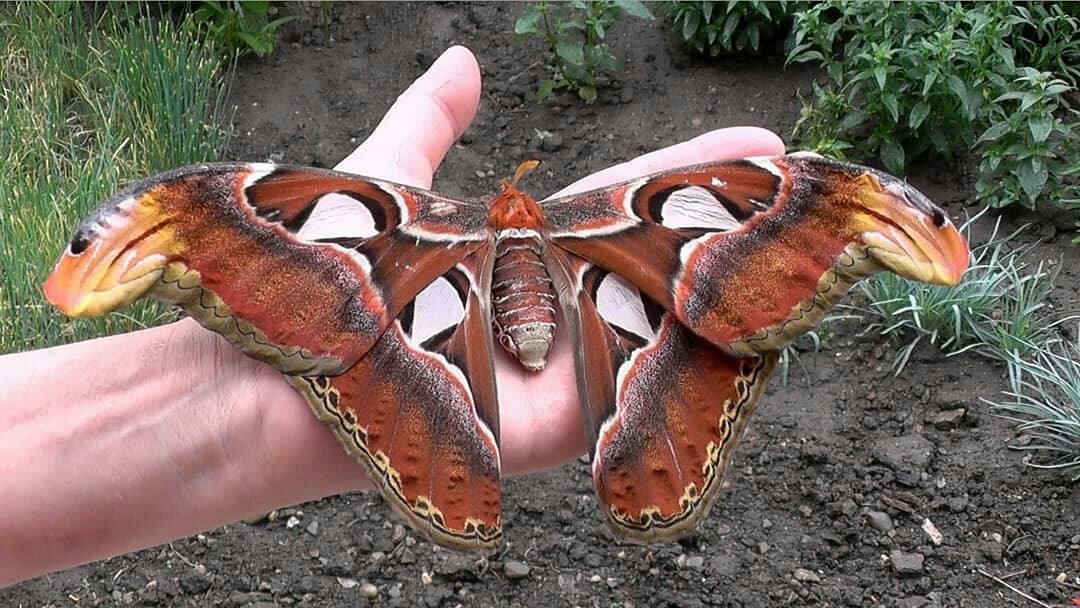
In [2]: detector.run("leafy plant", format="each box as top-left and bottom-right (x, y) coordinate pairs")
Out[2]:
(789, 2), (999, 174)
(975, 69), (1080, 210)
(515, 0), (653, 103)
(1011, 2), (1080, 88)
(788, 1), (1080, 227)
(851, 215), (1072, 375)
(668, 1), (799, 57)
(187, 0), (294, 58)
(989, 340), (1080, 477)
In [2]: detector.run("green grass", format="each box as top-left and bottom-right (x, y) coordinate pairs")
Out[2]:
(850, 214), (1072, 375)
(0, 4), (233, 353)
(989, 340), (1080, 477)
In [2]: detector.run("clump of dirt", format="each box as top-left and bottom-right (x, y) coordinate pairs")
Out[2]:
(6, 3), (1079, 607)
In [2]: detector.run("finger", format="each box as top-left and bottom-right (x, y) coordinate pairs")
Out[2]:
(548, 126), (786, 198)
(335, 45), (481, 188)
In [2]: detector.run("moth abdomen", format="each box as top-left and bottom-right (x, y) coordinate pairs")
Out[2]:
(491, 235), (556, 371)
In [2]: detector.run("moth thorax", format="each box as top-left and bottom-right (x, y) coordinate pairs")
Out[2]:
(491, 234), (556, 372)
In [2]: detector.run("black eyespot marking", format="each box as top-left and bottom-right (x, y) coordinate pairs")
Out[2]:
(70, 229), (92, 255)
(931, 209), (946, 228)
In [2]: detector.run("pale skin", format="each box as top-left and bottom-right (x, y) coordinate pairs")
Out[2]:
(0, 46), (784, 586)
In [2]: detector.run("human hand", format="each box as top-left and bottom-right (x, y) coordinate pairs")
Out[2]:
(237, 45), (787, 492)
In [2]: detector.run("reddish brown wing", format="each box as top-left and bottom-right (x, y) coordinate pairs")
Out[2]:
(540, 155), (968, 541)
(44, 164), (504, 552)
(544, 249), (776, 541)
(289, 250), (503, 553)
(543, 155), (969, 356)
(44, 163), (488, 375)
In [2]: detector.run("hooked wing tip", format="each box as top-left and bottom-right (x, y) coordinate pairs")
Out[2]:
(848, 170), (970, 286)
(44, 198), (179, 317)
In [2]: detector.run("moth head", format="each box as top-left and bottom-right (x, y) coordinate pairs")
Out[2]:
(835, 165), (969, 286)
(44, 189), (181, 317)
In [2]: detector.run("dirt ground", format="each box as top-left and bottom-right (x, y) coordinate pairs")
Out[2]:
(6, 3), (1080, 607)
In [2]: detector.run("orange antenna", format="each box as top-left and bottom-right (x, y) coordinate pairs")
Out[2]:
(511, 160), (541, 186)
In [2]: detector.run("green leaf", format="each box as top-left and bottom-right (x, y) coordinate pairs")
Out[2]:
(993, 91), (1025, 103)
(873, 66), (887, 90)
(975, 121), (1012, 144)
(909, 101), (931, 130)
(838, 109), (868, 132)
(880, 138), (906, 174)
(595, 48), (622, 71)
(921, 71), (937, 97)
(1016, 158), (1048, 201)
(946, 75), (968, 105)
(1019, 93), (1041, 113)
(722, 12), (740, 44)
(536, 79), (556, 101)
(1029, 115), (1053, 143)
(881, 92), (900, 123)
(592, 19), (607, 40)
(613, 0), (654, 20)
(556, 39), (585, 65)
(791, 49), (825, 64)
(578, 84), (598, 103)
(559, 18), (587, 33)
(515, 9), (542, 35)
(681, 9), (701, 40)
(268, 15), (297, 28)
(237, 32), (270, 56)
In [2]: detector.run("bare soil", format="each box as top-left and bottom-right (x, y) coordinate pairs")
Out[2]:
(6, 3), (1080, 608)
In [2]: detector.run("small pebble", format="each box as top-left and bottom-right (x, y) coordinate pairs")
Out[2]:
(360, 582), (378, 599)
(921, 518), (944, 546)
(793, 568), (820, 583)
(890, 550), (925, 574)
(503, 560), (530, 580)
(933, 408), (966, 430)
(867, 511), (894, 533)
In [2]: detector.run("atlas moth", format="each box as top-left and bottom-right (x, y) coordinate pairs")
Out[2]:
(45, 153), (969, 553)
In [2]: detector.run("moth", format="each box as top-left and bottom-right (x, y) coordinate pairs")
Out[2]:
(44, 154), (969, 554)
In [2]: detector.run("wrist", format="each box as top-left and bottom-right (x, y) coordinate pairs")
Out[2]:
(0, 319), (370, 585)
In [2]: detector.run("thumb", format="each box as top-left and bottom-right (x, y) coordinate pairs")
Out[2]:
(335, 45), (481, 188)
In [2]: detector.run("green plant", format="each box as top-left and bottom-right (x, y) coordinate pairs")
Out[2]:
(789, 2), (1004, 174)
(0, 3), (233, 352)
(515, 0), (653, 103)
(788, 1), (1080, 226)
(851, 215), (1071, 375)
(1011, 2), (1080, 88)
(975, 68), (1080, 210)
(777, 330), (822, 387)
(668, 1), (798, 57)
(989, 340), (1080, 477)
(187, 0), (294, 58)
